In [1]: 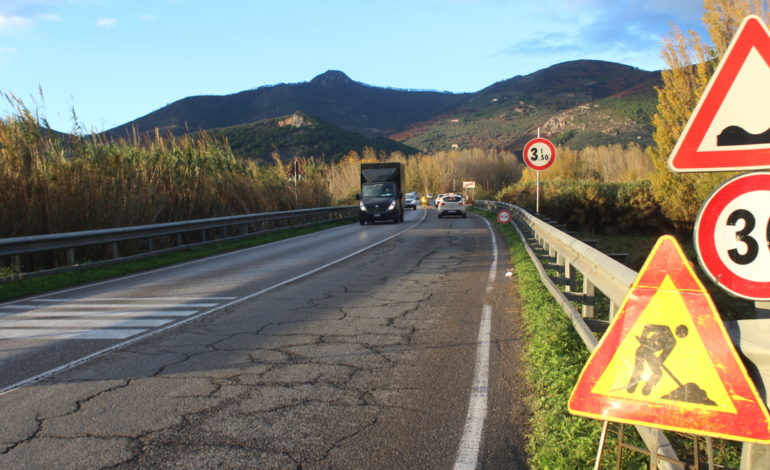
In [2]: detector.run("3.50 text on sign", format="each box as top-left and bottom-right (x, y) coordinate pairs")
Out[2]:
(522, 138), (556, 171)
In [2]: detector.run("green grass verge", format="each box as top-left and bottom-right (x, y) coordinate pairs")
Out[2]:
(0, 220), (353, 302)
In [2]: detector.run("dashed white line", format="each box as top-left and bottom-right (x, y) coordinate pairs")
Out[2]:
(0, 319), (173, 329)
(7, 310), (198, 318)
(0, 329), (147, 340)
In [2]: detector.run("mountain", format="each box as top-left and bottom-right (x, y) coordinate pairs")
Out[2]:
(205, 112), (418, 162)
(106, 60), (661, 155)
(107, 70), (469, 139)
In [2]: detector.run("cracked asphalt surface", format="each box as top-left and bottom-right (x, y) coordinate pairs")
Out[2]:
(0, 211), (531, 469)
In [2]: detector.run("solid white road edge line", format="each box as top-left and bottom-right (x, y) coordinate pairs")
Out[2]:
(454, 216), (497, 470)
(0, 210), (427, 395)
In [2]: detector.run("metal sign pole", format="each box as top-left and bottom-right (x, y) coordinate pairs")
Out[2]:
(536, 127), (541, 214)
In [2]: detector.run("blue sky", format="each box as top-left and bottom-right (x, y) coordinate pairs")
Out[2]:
(1, 0), (707, 133)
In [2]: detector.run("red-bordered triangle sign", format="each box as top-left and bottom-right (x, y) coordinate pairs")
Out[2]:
(569, 236), (770, 443)
(669, 15), (770, 172)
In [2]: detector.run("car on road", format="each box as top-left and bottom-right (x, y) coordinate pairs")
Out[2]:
(437, 194), (467, 218)
(434, 194), (446, 207)
(405, 194), (418, 210)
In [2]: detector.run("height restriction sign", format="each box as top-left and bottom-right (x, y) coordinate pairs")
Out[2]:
(694, 171), (770, 300)
(522, 138), (556, 171)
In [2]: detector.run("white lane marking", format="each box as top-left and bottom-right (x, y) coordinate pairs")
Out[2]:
(1, 303), (219, 309)
(0, 329), (148, 340)
(0, 318), (173, 328)
(0, 210), (428, 395)
(454, 216), (497, 470)
(6, 310), (198, 318)
(34, 297), (237, 301)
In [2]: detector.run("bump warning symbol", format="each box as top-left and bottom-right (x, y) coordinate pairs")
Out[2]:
(569, 236), (770, 443)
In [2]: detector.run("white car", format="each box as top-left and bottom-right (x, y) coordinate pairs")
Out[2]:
(437, 194), (467, 218)
(404, 195), (418, 210)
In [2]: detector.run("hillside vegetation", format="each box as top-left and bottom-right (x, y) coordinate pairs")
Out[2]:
(205, 112), (417, 163)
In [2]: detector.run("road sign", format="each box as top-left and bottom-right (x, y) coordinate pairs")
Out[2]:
(569, 235), (770, 443)
(669, 15), (770, 172)
(694, 172), (770, 300)
(522, 137), (556, 171)
(497, 209), (511, 224)
(463, 181), (476, 189)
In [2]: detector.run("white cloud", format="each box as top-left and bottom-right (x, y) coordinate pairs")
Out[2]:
(96, 17), (116, 28)
(0, 13), (34, 35)
(0, 46), (19, 65)
(38, 13), (62, 22)
(139, 14), (158, 22)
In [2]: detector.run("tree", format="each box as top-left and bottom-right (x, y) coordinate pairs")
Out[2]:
(649, 0), (770, 231)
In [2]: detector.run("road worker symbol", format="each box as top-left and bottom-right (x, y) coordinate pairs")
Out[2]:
(624, 324), (716, 405)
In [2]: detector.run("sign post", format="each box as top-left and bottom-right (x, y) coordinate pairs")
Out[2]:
(522, 131), (556, 214)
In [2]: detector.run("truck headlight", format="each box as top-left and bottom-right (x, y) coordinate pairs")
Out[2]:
(359, 201), (367, 211)
(387, 200), (396, 211)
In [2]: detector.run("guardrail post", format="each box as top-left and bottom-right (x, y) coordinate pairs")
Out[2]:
(609, 301), (619, 322)
(111, 242), (119, 259)
(147, 237), (154, 252)
(11, 255), (21, 269)
(756, 301), (770, 319)
(564, 262), (575, 292)
(66, 248), (75, 266)
(582, 278), (595, 318)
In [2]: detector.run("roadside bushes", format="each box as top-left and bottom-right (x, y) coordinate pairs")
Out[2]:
(496, 179), (668, 234)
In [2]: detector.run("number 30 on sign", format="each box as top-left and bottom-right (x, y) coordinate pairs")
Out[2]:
(523, 138), (556, 171)
(694, 172), (770, 300)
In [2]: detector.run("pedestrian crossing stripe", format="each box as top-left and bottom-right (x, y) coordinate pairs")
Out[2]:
(568, 235), (770, 443)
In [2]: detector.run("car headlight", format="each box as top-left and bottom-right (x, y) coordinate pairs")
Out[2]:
(387, 200), (397, 211)
(359, 201), (367, 211)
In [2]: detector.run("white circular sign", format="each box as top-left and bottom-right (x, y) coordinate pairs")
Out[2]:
(695, 172), (770, 300)
(523, 138), (556, 171)
(497, 209), (511, 224)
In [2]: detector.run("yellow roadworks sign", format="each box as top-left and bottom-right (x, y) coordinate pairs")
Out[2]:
(569, 235), (770, 443)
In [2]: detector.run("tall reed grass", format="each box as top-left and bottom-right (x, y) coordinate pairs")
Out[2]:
(0, 98), (331, 238)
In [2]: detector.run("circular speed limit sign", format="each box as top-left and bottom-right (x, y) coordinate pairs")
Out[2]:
(694, 172), (770, 300)
(523, 138), (556, 171)
(497, 209), (511, 224)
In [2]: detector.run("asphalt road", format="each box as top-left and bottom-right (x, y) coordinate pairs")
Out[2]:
(0, 207), (531, 469)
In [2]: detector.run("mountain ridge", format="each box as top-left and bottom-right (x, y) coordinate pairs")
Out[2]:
(105, 60), (662, 155)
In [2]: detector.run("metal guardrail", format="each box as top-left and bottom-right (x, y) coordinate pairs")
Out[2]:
(0, 206), (357, 279)
(476, 200), (682, 469)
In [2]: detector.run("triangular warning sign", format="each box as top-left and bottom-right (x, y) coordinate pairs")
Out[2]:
(569, 235), (770, 443)
(669, 15), (770, 172)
